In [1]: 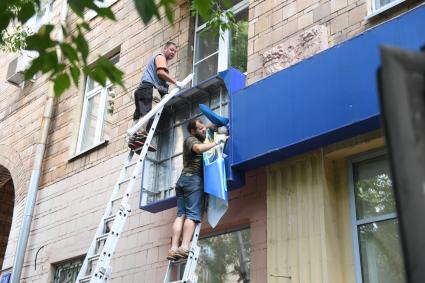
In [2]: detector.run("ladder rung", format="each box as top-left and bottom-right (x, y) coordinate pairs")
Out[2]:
(169, 257), (188, 265)
(111, 195), (123, 204)
(79, 275), (92, 283)
(88, 253), (100, 262)
(125, 160), (137, 169)
(118, 177), (132, 186)
(96, 233), (108, 243)
(76, 75), (193, 283)
(104, 214), (115, 223)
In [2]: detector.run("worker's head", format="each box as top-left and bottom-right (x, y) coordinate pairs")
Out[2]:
(187, 119), (206, 141)
(163, 41), (177, 60)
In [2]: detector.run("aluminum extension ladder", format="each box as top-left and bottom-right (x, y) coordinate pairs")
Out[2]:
(163, 222), (202, 283)
(75, 74), (193, 283)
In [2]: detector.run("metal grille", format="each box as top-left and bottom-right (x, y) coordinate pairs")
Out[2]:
(53, 258), (84, 283)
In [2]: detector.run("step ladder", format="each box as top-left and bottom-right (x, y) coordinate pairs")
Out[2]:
(163, 222), (202, 283)
(75, 74), (193, 283)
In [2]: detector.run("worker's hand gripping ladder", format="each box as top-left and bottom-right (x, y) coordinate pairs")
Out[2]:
(75, 74), (193, 283)
(163, 222), (202, 283)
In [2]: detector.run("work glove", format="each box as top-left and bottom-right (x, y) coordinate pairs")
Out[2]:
(175, 81), (185, 89)
(217, 126), (228, 135)
(215, 135), (228, 145)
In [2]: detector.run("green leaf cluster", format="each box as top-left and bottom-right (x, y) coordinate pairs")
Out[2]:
(1, 0), (237, 97)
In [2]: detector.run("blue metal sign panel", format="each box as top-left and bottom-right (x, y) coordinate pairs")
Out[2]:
(229, 4), (425, 176)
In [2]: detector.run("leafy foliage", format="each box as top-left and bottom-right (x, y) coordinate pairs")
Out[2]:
(0, 0), (237, 97)
(230, 13), (248, 72)
(354, 161), (406, 282)
(192, 0), (238, 38)
(355, 173), (395, 219)
(0, 25), (31, 52)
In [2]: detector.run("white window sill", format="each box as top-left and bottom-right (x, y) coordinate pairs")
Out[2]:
(68, 139), (109, 162)
(365, 0), (407, 20)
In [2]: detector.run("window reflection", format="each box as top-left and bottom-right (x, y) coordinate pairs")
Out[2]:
(352, 155), (406, 283)
(141, 88), (229, 205)
(197, 229), (251, 283)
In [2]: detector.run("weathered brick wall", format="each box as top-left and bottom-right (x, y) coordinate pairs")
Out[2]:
(20, 157), (266, 282)
(1, 0), (422, 281)
(39, 0), (194, 188)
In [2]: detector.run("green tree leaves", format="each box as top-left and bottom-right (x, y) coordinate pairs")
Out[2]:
(1, 0), (237, 97)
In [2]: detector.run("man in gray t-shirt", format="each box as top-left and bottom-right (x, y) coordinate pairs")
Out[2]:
(128, 41), (185, 153)
(166, 119), (220, 260)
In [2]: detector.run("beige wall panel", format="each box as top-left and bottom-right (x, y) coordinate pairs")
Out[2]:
(267, 152), (355, 283)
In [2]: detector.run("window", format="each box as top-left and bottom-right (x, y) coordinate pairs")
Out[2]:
(367, 0), (406, 17)
(192, 0), (248, 85)
(349, 152), (406, 283)
(197, 228), (251, 282)
(26, 1), (52, 33)
(53, 257), (83, 283)
(85, 0), (119, 20)
(169, 228), (251, 282)
(76, 54), (118, 153)
(141, 87), (229, 205)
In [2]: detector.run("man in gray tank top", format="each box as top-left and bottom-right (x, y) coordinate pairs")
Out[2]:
(128, 42), (185, 153)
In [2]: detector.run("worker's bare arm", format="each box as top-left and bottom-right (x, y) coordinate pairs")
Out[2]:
(192, 142), (216, 154)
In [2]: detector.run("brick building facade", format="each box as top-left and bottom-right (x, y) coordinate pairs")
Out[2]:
(0, 0), (422, 282)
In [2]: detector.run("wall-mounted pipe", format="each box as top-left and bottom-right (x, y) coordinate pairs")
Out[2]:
(11, 1), (69, 282)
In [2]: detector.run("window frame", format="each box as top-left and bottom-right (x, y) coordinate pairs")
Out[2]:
(366, 0), (406, 19)
(75, 54), (119, 154)
(25, 1), (52, 34)
(52, 257), (84, 283)
(192, 0), (249, 85)
(76, 80), (111, 153)
(140, 87), (229, 206)
(347, 149), (400, 283)
(172, 226), (251, 282)
(85, 0), (119, 21)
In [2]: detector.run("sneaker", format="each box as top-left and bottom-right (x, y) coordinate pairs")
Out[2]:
(128, 138), (140, 150)
(133, 140), (157, 153)
(134, 130), (147, 139)
(175, 247), (189, 259)
(166, 249), (178, 261)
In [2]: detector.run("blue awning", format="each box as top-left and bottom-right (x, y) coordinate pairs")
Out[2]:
(228, 4), (425, 187)
(140, 4), (425, 211)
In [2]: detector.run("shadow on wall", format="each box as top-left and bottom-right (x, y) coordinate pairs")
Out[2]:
(0, 167), (14, 270)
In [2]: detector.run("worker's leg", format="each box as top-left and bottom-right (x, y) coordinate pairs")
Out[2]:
(129, 86), (152, 149)
(171, 216), (185, 250)
(167, 175), (186, 259)
(145, 88), (162, 132)
(178, 174), (204, 253)
(130, 86), (158, 152)
(180, 218), (196, 250)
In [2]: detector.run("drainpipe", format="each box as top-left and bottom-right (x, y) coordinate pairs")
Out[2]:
(11, 1), (69, 282)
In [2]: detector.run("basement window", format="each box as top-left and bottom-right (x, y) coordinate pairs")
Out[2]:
(53, 257), (84, 283)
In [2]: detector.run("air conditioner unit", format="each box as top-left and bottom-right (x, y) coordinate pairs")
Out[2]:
(6, 52), (33, 86)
